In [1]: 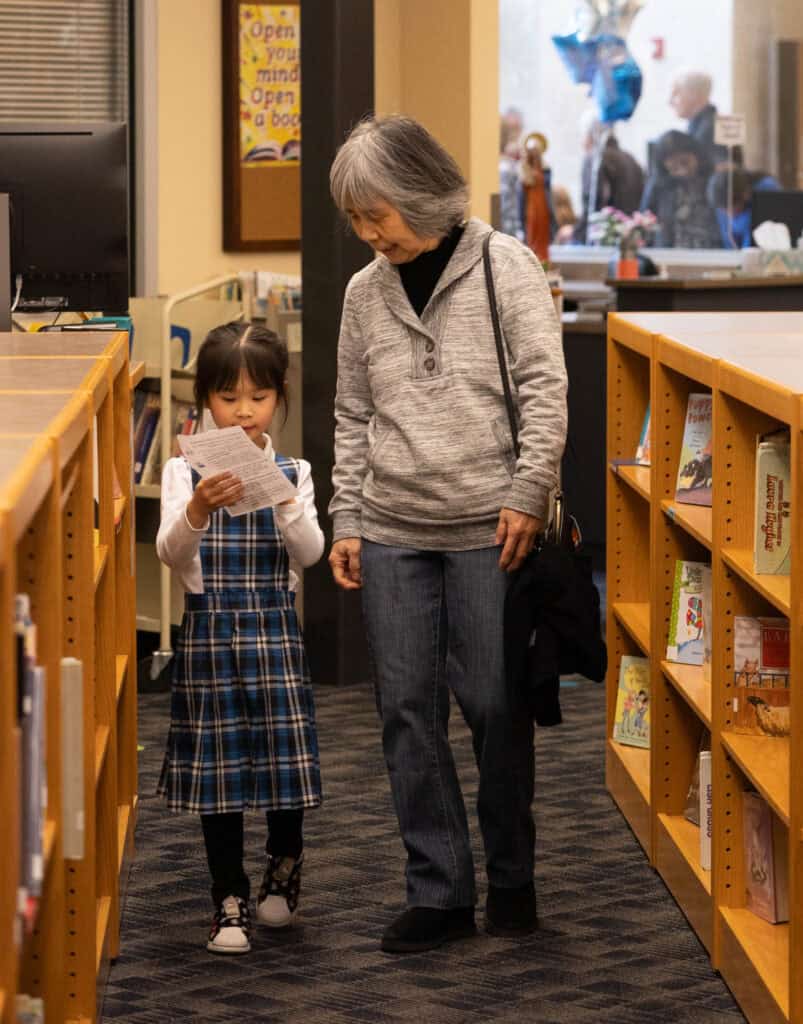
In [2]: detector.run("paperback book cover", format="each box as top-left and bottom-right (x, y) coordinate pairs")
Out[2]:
(732, 616), (790, 736)
(754, 429), (791, 575)
(635, 403), (651, 466)
(666, 560), (711, 666)
(683, 728), (711, 827)
(674, 393), (713, 506)
(612, 656), (650, 749)
(743, 791), (789, 923)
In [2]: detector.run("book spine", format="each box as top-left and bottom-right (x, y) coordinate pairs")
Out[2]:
(61, 658), (85, 860)
(699, 750), (712, 871)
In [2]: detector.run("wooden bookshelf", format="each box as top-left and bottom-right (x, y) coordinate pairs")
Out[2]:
(606, 312), (803, 1023)
(0, 331), (136, 1024)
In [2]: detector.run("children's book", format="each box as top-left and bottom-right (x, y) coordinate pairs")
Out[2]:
(754, 428), (791, 575)
(635, 403), (651, 466)
(674, 393), (713, 506)
(666, 560), (711, 666)
(612, 655), (650, 749)
(743, 791), (789, 923)
(699, 750), (712, 871)
(683, 728), (711, 827)
(732, 616), (790, 736)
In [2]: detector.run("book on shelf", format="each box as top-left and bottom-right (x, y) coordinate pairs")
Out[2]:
(674, 393), (712, 507)
(743, 790), (789, 923)
(15, 995), (45, 1023)
(666, 560), (711, 666)
(701, 565), (713, 683)
(699, 750), (712, 871)
(15, 594), (47, 929)
(635, 403), (651, 466)
(612, 655), (650, 749)
(60, 658), (85, 860)
(754, 427), (791, 575)
(683, 728), (711, 827)
(133, 392), (160, 484)
(732, 616), (790, 736)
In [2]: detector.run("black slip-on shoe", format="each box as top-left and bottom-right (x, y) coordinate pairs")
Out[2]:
(485, 882), (538, 936)
(380, 905), (476, 954)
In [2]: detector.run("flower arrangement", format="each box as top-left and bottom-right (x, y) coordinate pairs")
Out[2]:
(587, 207), (658, 255)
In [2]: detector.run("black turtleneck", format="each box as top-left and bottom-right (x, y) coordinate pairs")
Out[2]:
(398, 222), (465, 317)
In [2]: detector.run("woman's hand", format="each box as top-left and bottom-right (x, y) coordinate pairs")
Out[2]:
(186, 471), (244, 528)
(329, 537), (362, 590)
(496, 508), (542, 573)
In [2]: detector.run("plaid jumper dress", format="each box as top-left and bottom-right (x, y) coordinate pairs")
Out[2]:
(158, 455), (322, 814)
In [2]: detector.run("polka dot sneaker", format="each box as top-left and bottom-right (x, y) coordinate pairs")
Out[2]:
(256, 853), (303, 928)
(207, 894), (251, 954)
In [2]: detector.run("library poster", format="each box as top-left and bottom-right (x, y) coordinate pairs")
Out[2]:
(223, 0), (300, 250)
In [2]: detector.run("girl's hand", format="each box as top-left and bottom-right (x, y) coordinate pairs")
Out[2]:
(186, 471), (244, 527)
(329, 537), (362, 590)
(495, 508), (542, 573)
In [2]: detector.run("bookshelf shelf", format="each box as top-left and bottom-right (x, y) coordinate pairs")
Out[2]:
(115, 654), (128, 702)
(94, 724), (111, 786)
(93, 544), (109, 589)
(720, 908), (789, 1021)
(134, 483), (160, 500)
(661, 661), (711, 727)
(606, 313), (803, 1024)
(720, 548), (791, 617)
(658, 813), (711, 894)
(612, 601), (650, 655)
(660, 500), (712, 550)
(610, 463), (650, 501)
(721, 733), (790, 825)
(0, 331), (136, 1024)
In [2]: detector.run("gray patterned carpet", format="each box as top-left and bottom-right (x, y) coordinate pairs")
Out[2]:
(103, 675), (745, 1023)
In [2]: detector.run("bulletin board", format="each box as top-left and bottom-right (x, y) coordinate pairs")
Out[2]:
(222, 0), (301, 250)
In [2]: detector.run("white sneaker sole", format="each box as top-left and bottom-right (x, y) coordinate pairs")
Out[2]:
(256, 898), (296, 929)
(207, 934), (251, 954)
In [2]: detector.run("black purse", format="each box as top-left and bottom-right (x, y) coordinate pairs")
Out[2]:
(481, 231), (579, 553)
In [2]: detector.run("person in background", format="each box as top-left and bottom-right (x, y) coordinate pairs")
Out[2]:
(707, 165), (781, 248)
(560, 110), (644, 243)
(669, 69), (728, 165)
(328, 114), (567, 954)
(156, 322), (324, 955)
(499, 114), (523, 240)
(520, 131), (553, 261)
(551, 183), (577, 238)
(641, 130), (721, 249)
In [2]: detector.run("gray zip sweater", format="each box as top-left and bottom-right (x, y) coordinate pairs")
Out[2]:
(330, 218), (568, 550)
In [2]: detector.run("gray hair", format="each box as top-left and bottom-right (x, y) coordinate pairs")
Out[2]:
(673, 69), (712, 101)
(329, 115), (469, 238)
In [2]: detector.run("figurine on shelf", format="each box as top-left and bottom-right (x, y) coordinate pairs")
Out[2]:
(519, 131), (553, 262)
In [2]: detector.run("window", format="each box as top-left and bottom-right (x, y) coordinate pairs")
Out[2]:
(0, 0), (129, 122)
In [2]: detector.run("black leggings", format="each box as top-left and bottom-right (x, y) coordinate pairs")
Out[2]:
(200, 809), (304, 905)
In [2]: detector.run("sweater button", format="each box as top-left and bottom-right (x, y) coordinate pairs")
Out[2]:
(424, 357), (436, 371)
(425, 340), (435, 353)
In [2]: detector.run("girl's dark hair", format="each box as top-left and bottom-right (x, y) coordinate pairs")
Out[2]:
(194, 321), (289, 423)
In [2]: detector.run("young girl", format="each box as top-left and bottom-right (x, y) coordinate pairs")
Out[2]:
(156, 321), (324, 955)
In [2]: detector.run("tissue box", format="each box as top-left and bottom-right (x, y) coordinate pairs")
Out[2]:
(742, 248), (803, 276)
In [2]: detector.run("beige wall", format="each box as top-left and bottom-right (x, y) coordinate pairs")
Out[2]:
(157, 0), (300, 295)
(374, 0), (499, 222)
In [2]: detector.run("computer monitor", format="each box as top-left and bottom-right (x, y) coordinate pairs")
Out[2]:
(750, 189), (803, 247)
(0, 121), (129, 316)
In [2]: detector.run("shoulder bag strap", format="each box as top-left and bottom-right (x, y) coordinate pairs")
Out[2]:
(482, 231), (565, 541)
(482, 231), (520, 461)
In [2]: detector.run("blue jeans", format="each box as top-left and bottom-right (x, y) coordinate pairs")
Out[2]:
(361, 541), (535, 909)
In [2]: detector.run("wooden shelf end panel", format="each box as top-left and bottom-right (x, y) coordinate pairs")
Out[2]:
(719, 908), (788, 1024)
(606, 739), (650, 857)
(655, 814), (712, 952)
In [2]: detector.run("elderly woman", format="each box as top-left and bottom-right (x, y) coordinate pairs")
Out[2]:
(328, 115), (567, 953)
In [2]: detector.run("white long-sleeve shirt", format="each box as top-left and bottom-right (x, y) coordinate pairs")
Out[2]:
(156, 437), (324, 593)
